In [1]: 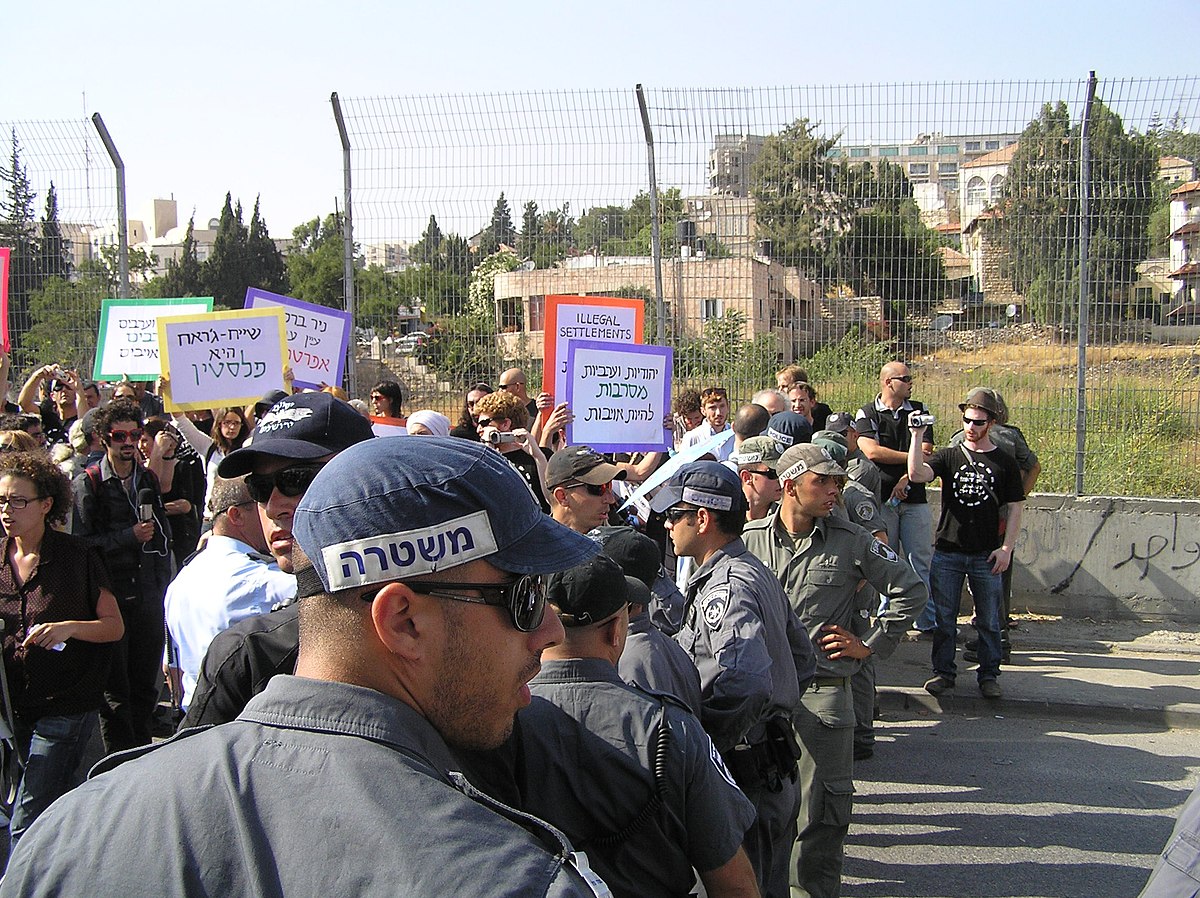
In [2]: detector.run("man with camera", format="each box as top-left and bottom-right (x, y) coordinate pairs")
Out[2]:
(907, 389), (1025, 700)
(474, 389), (552, 513)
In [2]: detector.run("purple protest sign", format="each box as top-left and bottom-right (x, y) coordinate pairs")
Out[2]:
(564, 340), (672, 453)
(245, 288), (351, 390)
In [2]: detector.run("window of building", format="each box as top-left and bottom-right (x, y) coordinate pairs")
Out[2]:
(702, 298), (723, 321)
(879, 146), (899, 156)
(827, 147), (842, 157)
(908, 146), (929, 155)
(938, 162), (959, 175)
(967, 177), (987, 206)
(938, 144), (959, 155)
(529, 295), (545, 332)
(989, 174), (1006, 201)
(985, 140), (1001, 150)
(849, 147), (869, 158)
(965, 141), (982, 151)
(909, 163), (930, 175)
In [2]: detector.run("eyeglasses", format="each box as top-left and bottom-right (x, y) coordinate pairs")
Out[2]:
(746, 468), (780, 480)
(889, 375), (914, 384)
(562, 481), (612, 496)
(962, 416), (990, 427)
(0, 495), (45, 510)
(663, 506), (698, 524)
(246, 464), (325, 504)
(476, 417), (496, 428)
(499, 381), (524, 389)
(361, 575), (547, 632)
(107, 429), (145, 444)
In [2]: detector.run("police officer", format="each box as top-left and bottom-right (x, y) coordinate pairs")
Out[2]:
(651, 461), (816, 898)
(484, 554), (759, 898)
(3, 437), (610, 897)
(742, 443), (926, 898)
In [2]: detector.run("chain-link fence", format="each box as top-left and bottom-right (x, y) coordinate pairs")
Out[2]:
(0, 118), (121, 381)
(338, 76), (1200, 498)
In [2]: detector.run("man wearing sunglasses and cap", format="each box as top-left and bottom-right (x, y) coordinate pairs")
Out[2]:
(3, 436), (611, 897)
(652, 460), (815, 898)
(180, 392), (375, 728)
(742, 443), (925, 898)
(907, 389), (1025, 701)
(546, 445), (626, 534)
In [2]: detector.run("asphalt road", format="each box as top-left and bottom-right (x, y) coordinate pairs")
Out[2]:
(844, 709), (1199, 898)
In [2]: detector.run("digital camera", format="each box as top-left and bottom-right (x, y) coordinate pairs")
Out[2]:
(486, 431), (518, 446)
(908, 413), (936, 428)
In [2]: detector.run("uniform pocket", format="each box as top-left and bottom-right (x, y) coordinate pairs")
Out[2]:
(1162, 829), (1200, 881)
(821, 778), (856, 828)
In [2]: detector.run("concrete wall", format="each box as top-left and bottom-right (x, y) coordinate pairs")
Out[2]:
(929, 491), (1200, 622)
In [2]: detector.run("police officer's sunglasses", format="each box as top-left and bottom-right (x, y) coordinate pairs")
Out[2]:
(245, 464), (325, 504)
(360, 574), (547, 632)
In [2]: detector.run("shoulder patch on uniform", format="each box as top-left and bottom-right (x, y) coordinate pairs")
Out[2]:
(702, 587), (730, 631)
(709, 735), (739, 788)
(869, 539), (901, 564)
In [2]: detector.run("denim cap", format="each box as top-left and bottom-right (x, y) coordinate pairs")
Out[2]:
(219, 392), (374, 478)
(823, 412), (856, 434)
(778, 443), (846, 482)
(766, 411), (813, 453)
(811, 431), (848, 464)
(730, 435), (782, 470)
(548, 554), (629, 627)
(649, 460), (749, 515)
(293, 436), (598, 593)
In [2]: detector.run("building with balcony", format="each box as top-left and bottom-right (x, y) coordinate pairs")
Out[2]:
(828, 132), (1020, 190)
(1168, 180), (1200, 316)
(708, 134), (767, 197)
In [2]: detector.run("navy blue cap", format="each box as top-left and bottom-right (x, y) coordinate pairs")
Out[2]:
(823, 412), (855, 434)
(649, 460), (748, 515)
(767, 411), (813, 452)
(293, 436), (599, 593)
(218, 392), (374, 478)
(548, 554), (630, 627)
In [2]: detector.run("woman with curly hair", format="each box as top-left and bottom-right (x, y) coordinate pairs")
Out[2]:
(0, 451), (123, 856)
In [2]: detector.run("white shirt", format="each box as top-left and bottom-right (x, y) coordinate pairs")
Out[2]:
(165, 534), (296, 708)
(679, 422), (734, 462)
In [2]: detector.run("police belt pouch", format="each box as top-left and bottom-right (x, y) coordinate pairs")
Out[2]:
(725, 717), (801, 793)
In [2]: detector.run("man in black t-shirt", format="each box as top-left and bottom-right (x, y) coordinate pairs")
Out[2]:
(907, 389), (1024, 700)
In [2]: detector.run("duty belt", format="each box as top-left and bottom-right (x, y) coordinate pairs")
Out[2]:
(812, 676), (850, 688)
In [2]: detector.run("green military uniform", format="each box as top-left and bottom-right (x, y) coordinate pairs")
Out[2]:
(743, 511), (926, 898)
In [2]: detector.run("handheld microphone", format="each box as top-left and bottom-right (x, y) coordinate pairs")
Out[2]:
(137, 488), (155, 523)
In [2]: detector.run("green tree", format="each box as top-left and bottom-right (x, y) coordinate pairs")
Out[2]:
(1001, 99), (1157, 325)
(24, 273), (106, 372)
(158, 216), (205, 298)
(443, 233), (474, 284)
(85, 244), (159, 297)
(1148, 111), (1200, 167)
(286, 213), (346, 309)
(411, 214), (444, 268)
(0, 129), (43, 359)
(40, 183), (71, 281)
(518, 201), (539, 259)
(248, 196), (289, 296)
(477, 193), (516, 256)
(204, 193), (251, 308)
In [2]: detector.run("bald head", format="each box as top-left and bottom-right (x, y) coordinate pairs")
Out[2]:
(498, 368), (530, 401)
(733, 403), (770, 439)
(880, 361), (908, 387)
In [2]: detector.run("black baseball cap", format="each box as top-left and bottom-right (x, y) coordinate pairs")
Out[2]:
(218, 392), (374, 477)
(548, 554), (630, 627)
(545, 445), (627, 490)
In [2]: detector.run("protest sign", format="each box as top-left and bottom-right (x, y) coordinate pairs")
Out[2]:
(541, 295), (644, 405)
(0, 247), (10, 353)
(158, 307), (288, 412)
(244, 287), (351, 390)
(93, 297), (214, 382)
(369, 415), (409, 438)
(565, 340), (671, 454)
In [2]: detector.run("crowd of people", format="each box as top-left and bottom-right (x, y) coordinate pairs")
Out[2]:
(0, 351), (1045, 897)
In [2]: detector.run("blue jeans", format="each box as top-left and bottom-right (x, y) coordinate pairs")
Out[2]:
(881, 501), (934, 628)
(8, 712), (97, 855)
(930, 549), (1003, 682)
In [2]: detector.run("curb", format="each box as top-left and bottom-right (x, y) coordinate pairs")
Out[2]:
(877, 686), (1200, 730)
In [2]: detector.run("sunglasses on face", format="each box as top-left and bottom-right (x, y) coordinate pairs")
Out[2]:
(962, 416), (990, 427)
(107, 429), (144, 444)
(245, 464), (325, 504)
(562, 481), (612, 496)
(746, 468), (780, 480)
(362, 574), (547, 632)
(889, 375), (914, 384)
(664, 506), (699, 524)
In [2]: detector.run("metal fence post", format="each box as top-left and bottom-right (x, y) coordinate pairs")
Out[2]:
(90, 113), (128, 298)
(1075, 72), (1097, 496)
(331, 92), (357, 396)
(635, 85), (666, 345)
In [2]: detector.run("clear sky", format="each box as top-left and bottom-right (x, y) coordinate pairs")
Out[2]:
(7, 0), (1200, 238)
